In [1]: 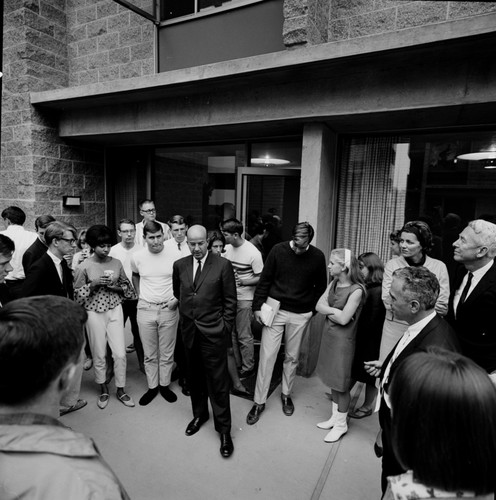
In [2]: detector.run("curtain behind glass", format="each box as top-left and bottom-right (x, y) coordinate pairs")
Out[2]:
(336, 137), (409, 263)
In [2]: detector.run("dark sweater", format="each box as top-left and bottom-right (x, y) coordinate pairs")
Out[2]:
(252, 241), (327, 314)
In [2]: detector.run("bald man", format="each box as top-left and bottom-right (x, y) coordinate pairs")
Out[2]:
(172, 225), (237, 458)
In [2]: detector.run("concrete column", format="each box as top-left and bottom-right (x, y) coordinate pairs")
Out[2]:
(297, 122), (338, 377)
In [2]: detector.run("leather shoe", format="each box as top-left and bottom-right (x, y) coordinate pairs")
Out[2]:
(246, 403), (265, 425)
(185, 415), (209, 436)
(220, 433), (234, 458)
(281, 394), (294, 416)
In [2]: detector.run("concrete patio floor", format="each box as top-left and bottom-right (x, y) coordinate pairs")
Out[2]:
(62, 337), (382, 500)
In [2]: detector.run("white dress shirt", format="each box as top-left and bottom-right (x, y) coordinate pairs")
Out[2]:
(453, 259), (494, 315)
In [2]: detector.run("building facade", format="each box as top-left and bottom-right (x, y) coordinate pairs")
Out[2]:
(3, 0), (496, 370)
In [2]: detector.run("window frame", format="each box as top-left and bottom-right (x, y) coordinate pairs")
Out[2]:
(159, 0), (265, 26)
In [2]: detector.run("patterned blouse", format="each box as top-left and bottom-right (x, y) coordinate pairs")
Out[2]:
(385, 471), (490, 500)
(74, 256), (134, 313)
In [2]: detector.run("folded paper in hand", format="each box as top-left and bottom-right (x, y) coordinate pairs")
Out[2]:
(260, 297), (281, 327)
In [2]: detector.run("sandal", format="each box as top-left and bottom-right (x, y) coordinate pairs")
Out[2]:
(350, 406), (373, 419)
(117, 392), (135, 407)
(97, 393), (109, 409)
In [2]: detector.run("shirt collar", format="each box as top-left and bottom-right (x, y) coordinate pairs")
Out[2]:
(289, 240), (309, 253)
(47, 249), (62, 265)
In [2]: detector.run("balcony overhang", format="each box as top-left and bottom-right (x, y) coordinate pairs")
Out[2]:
(30, 14), (496, 145)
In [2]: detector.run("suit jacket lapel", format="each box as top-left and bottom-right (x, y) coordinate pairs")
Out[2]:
(461, 261), (496, 307)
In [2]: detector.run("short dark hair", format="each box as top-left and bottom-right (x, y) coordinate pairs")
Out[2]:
(85, 225), (113, 248)
(401, 220), (433, 254)
(392, 266), (439, 310)
(118, 218), (135, 230)
(1, 206), (26, 225)
(207, 231), (226, 250)
(0, 234), (15, 257)
(0, 296), (88, 405)
(358, 252), (384, 285)
(220, 218), (243, 235)
(44, 221), (77, 246)
(139, 199), (154, 209)
(390, 348), (496, 494)
(292, 221), (315, 244)
(389, 229), (401, 243)
(34, 214), (55, 230)
(168, 215), (186, 226)
(143, 220), (163, 236)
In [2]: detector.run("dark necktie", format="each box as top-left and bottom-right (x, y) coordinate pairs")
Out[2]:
(193, 260), (202, 288)
(178, 243), (181, 252)
(458, 272), (473, 308)
(61, 259), (73, 300)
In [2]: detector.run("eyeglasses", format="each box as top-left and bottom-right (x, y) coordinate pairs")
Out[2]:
(58, 237), (76, 245)
(141, 209), (156, 214)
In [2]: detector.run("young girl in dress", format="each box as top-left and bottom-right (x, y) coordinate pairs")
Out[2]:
(316, 248), (365, 442)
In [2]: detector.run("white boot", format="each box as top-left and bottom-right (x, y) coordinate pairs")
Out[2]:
(317, 402), (338, 429)
(324, 410), (348, 442)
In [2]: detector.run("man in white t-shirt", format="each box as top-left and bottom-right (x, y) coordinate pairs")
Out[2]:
(221, 218), (263, 377)
(131, 221), (178, 406)
(109, 218), (144, 373)
(134, 199), (171, 247)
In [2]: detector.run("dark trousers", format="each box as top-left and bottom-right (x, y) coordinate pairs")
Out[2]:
(185, 330), (231, 434)
(174, 324), (188, 379)
(379, 399), (405, 494)
(122, 299), (144, 368)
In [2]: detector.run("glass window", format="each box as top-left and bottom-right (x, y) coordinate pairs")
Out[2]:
(336, 131), (496, 268)
(162, 0), (234, 21)
(154, 144), (245, 229)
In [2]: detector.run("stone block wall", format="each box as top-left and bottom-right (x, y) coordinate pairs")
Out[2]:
(2, 1), (105, 230)
(67, 0), (155, 87)
(283, 0), (496, 46)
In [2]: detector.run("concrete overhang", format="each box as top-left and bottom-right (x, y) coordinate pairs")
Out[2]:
(30, 14), (496, 145)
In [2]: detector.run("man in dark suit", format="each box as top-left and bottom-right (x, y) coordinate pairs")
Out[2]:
(172, 225), (237, 458)
(23, 221), (77, 299)
(0, 235), (15, 307)
(22, 221), (86, 416)
(365, 266), (459, 494)
(22, 214), (55, 275)
(448, 219), (496, 374)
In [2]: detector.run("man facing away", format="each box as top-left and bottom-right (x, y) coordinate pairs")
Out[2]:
(221, 217), (264, 378)
(448, 219), (496, 375)
(364, 266), (459, 494)
(134, 199), (171, 247)
(246, 221), (327, 425)
(22, 214), (56, 275)
(131, 220), (178, 406)
(172, 225), (237, 458)
(0, 296), (130, 500)
(0, 206), (37, 299)
(109, 218), (145, 373)
(0, 235), (15, 307)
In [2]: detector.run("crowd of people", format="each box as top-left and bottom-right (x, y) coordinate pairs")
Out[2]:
(1, 201), (496, 499)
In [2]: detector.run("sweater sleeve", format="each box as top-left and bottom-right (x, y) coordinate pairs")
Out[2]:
(252, 246), (277, 311)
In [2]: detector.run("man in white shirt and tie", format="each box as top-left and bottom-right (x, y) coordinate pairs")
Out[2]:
(364, 266), (459, 494)
(134, 199), (171, 247)
(163, 215), (190, 395)
(448, 219), (496, 374)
